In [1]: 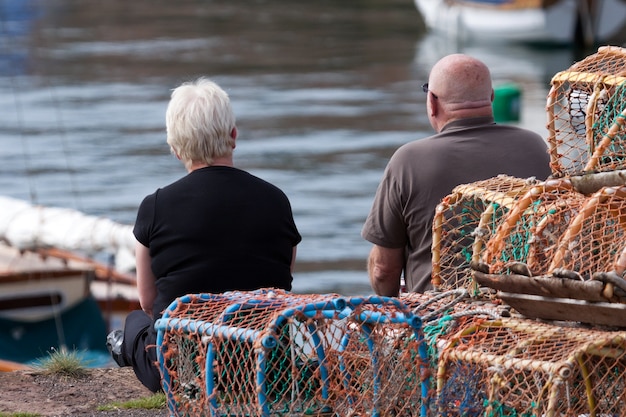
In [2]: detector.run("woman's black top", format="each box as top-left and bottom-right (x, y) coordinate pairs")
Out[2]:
(133, 166), (301, 318)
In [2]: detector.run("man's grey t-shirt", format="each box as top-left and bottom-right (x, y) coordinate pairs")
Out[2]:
(362, 116), (552, 293)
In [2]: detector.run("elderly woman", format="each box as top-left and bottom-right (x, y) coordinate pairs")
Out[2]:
(108, 78), (301, 392)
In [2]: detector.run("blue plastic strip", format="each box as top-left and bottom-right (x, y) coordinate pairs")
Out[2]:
(337, 330), (355, 406)
(205, 342), (219, 416)
(272, 298), (347, 328)
(306, 321), (330, 400)
(257, 347), (270, 417)
(155, 324), (177, 416)
(359, 324), (381, 417)
(414, 325), (431, 417)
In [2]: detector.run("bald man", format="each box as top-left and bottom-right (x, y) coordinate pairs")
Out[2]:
(361, 54), (551, 296)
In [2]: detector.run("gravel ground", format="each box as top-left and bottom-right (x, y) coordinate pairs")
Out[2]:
(0, 367), (169, 417)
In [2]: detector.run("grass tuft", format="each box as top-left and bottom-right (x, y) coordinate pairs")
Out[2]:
(34, 347), (89, 378)
(0, 413), (41, 417)
(97, 392), (166, 411)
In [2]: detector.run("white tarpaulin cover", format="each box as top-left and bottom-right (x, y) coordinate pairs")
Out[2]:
(0, 196), (135, 271)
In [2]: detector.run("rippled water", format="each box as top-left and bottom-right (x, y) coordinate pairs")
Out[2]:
(0, 0), (611, 295)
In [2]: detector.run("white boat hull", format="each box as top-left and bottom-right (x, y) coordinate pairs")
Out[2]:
(0, 243), (139, 323)
(415, 0), (626, 44)
(0, 270), (90, 322)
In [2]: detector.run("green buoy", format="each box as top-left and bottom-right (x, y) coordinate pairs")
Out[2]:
(493, 83), (521, 123)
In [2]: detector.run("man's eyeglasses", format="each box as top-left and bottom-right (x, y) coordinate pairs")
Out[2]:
(422, 83), (438, 99)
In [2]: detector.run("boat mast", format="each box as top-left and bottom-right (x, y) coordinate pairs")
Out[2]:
(576, 0), (597, 47)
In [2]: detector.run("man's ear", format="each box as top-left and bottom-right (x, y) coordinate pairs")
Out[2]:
(428, 93), (438, 117)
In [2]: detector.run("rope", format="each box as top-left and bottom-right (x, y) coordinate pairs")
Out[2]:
(414, 289), (469, 323)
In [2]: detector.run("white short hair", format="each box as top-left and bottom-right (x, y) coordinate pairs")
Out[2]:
(166, 78), (236, 168)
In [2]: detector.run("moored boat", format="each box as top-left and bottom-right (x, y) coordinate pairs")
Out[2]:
(0, 197), (139, 367)
(415, 0), (626, 45)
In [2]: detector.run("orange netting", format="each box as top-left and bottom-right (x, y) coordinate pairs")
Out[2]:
(432, 175), (626, 293)
(432, 175), (539, 294)
(155, 289), (431, 417)
(435, 176), (626, 328)
(481, 178), (587, 276)
(547, 46), (626, 177)
(548, 185), (626, 280)
(401, 291), (510, 375)
(437, 318), (626, 416)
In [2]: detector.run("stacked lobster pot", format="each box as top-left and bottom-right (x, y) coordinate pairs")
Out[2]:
(474, 45), (626, 326)
(426, 46), (626, 417)
(431, 46), (626, 327)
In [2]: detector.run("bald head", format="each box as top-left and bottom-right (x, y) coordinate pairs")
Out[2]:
(428, 54), (494, 114)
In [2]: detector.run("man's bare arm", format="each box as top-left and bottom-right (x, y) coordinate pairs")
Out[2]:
(367, 245), (404, 297)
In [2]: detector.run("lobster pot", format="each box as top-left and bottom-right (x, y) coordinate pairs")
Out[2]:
(548, 185), (626, 280)
(482, 179), (587, 276)
(436, 318), (626, 417)
(155, 289), (431, 417)
(547, 45), (626, 177)
(400, 291), (507, 381)
(432, 175), (537, 293)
